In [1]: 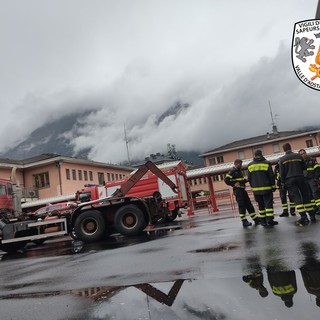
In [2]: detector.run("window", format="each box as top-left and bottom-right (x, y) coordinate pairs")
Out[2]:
(208, 157), (216, 165)
(78, 170), (82, 181)
(107, 173), (110, 182)
(111, 173), (115, 181)
(216, 155), (224, 164)
(272, 144), (280, 153)
(33, 172), (50, 188)
(84, 171), (88, 181)
(98, 172), (105, 185)
(306, 139), (313, 148)
(89, 171), (93, 181)
(199, 178), (202, 184)
(66, 169), (70, 180)
(7, 183), (12, 195)
(212, 175), (219, 182)
(115, 174), (119, 180)
(238, 150), (245, 160)
(194, 179), (198, 185)
(72, 169), (76, 180)
(0, 184), (6, 195)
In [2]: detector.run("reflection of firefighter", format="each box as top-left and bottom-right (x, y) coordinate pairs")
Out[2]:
(274, 163), (296, 217)
(265, 228), (297, 308)
(300, 242), (320, 307)
(224, 159), (259, 227)
(267, 269), (297, 308)
(242, 228), (268, 297)
(242, 254), (268, 298)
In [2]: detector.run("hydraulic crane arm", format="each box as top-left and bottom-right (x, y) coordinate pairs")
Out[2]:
(111, 161), (178, 198)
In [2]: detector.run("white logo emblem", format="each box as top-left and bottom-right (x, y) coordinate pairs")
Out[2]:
(292, 19), (320, 91)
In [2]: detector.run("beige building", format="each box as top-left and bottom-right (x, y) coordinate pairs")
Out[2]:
(0, 153), (133, 203)
(187, 128), (320, 196)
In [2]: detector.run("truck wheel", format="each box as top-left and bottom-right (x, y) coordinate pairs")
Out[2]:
(74, 210), (105, 242)
(114, 205), (146, 236)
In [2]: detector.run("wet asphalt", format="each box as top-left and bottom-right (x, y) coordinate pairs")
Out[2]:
(1, 207), (320, 320)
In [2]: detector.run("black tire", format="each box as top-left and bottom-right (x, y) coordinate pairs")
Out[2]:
(74, 210), (106, 242)
(114, 205), (146, 236)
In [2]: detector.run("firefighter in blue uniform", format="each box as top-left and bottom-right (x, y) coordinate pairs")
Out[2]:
(279, 143), (316, 225)
(224, 159), (260, 227)
(274, 162), (296, 217)
(247, 150), (278, 227)
(299, 148), (320, 214)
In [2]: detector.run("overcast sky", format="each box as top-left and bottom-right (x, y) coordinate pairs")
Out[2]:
(1, 0), (319, 163)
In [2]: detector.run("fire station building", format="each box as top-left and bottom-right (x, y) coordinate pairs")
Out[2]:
(187, 127), (320, 199)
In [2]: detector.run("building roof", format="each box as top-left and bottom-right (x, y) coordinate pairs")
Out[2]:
(187, 145), (320, 179)
(200, 129), (318, 157)
(0, 153), (134, 171)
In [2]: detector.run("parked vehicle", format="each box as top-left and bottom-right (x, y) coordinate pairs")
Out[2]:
(0, 169), (69, 253)
(77, 161), (191, 223)
(70, 161), (184, 243)
(30, 201), (78, 219)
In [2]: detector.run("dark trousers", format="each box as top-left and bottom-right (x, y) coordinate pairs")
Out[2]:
(286, 177), (314, 215)
(234, 188), (256, 220)
(279, 187), (295, 212)
(254, 192), (274, 218)
(306, 179), (320, 208)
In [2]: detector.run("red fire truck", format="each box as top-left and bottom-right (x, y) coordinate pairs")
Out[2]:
(70, 161), (192, 243)
(77, 161), (191, 222)
(0, 170), (69, 253)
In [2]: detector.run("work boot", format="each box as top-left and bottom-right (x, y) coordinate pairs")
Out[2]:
(290, 209), (296, 216)
(259, 217), (267, 227)
(296, 214), (310, 226)
(266, 217), (278, 227)
(279, 211), (289, 217)
(242, 220), (252, 228)
(309, 212), (317, 222)
(253, 217), (260, 225)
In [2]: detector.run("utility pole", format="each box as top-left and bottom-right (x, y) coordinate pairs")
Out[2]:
(124, 124), (131, 166)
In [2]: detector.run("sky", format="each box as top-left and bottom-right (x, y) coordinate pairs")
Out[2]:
(1, 0), (320, 163)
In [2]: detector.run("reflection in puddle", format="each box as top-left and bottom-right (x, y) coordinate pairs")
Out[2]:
(1, 266), (320, 319)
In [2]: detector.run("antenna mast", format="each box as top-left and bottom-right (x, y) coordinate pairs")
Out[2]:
(268, 100), (275, 127)
(268, 100), (279, 135)
(124, 124), (131, 166)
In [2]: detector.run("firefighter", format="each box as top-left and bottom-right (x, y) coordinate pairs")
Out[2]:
(224, 159), (260, 227)
(279, 143), (316, 225)
(298, 148), (320, 214)
(300, 242), (320, 307)
(247, 150), (278, 227)
(242, 254), (269, 298)
(267, 268), (297, 308)
(274, 162), (296, 217)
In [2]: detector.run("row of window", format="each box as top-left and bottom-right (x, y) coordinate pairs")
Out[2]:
(66, 169), (94, 182)
(33, 169), (128, 189)
(208, 139), (315, 165)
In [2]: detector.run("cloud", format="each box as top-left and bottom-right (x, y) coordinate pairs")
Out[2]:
(0, 0), (319, 163)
